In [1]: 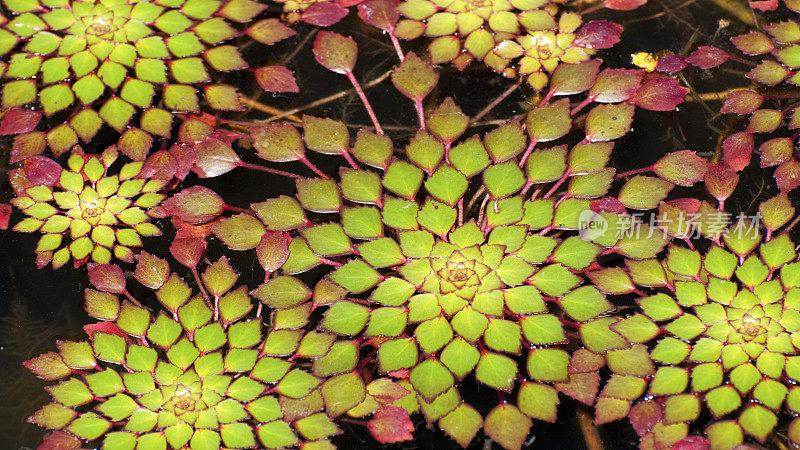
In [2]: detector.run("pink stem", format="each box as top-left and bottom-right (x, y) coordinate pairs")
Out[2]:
(571, 97), (594, 117)
(298, 156), (331, 179)
(388, 31), (404, 62)
(345, 70), (384, 135)
(615, 166), (653, 179)
(543, 170), (571, 199)
(414, 99), (426, 129)
(518, 139), (538, 167)
(238, 161), (303, 179)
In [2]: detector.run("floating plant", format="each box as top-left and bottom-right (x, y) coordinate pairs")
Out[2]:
(10, 149), (165, 268)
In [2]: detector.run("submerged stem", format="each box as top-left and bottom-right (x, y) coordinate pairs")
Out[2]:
(238, 161), (303, 179)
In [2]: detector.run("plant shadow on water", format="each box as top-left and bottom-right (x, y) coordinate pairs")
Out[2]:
(2, 0), (800, 448)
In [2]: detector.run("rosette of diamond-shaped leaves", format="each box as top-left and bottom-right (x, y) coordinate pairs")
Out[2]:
(10, 149), (165, 268)
(394, 0), (621, 89)
(0, 0), (293, 162)
(24, 254), (372, 449)
(209, 94), (680, 450)
(589, 209), (800, 448)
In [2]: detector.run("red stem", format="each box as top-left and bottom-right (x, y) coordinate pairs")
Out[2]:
(238, 161), (303, 179)
(414, 98), (426, 129)
(615, 166), (653, 179)
(388, 30), (404, 62)
(298, 156), (331, 179)
(345, 70), (384, 135)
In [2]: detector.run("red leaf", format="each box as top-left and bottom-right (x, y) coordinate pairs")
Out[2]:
(749, 0), (778, 10)
(685, 46), (730, 69)
(301, 2), (349, 26)
(84, 321), (128, 340)
(87, 263), (127, 294)
(38, 431), (83, 450)
(629, 400), (663, 436)
(192, 137), (241, 178)
(720, 90), (763, 114)
(722, 132), (753, 172)
(164, 186), (226, 224)
(704, 163), (739, 204)
(555, 372), (600, 405)
(141, 150), (179, 180)
(574, 21), (623, 49)
(590, 197), (627, 214)
(24, 156), (62, 186)
(674, 436), (710, 450)
(256, 231), (290, 275)
(603, 0), (646, 10)
(653, 150), (709, 186)
(10, 132), (46, 163)
(313, 31), (358, 74)
(776, 160), (800, 192)
(170, 143), (199, 181)
(664, 198), (701, 213)
(358, 0), (400, 31)
(336, 0), (363, 6)
(255, 66), (300, 93)
(0, 108), (41, 135)
(170, 235), (206, 269)
(367, 406), (414, 444)
(655, 54), (688, 73)
(0, 204), (10, 230)
(387, 369), (409, 378)
(632, 76), (688, 111)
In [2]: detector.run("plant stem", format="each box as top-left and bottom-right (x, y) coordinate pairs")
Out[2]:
(238, 161), (303, 178)
(415, 99), (426, 129)
(122, 290), (143, 308)
(519, 139), (538, 167)
(388, 31), (404, 62)
(262, 70), (393, 123)
(576, 406), (604, 450)
(191, 267), (210, 301)
(470, 79), (523, 125)
(615, 166), (652, 179)
(543, 170), (571, 198)
(345, 71), (384, 134)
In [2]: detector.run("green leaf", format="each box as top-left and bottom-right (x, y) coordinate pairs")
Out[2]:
(440, 337), (480, 379)
(391, 52), (437, 101)
(428, 97), (468, 144)
(585, 103), (635, 142)
(378, 338), (418, 373)
(450, 136), (490, 177)
(618, 176), (674, 210)
(526, 98), (571, 142)
(424, 165), (468, 206)
(341, 206), (383, 239)
(525, 146), (567, 183)
(252, 196), (308, 231)
(739, 404), (777, 442)
(357, 238), (404, 268)
(382, 160), (423, 200)
(417, 200), (456, 238)
(211, 214), (265, 251)
(256, 421), (299, 448)
(341, 168), (381, 205)
(484, 120), (526, 162)
(276, 369), (320, 399)
(321, 372), (366, 417)
(301, 223), (352, 257)
(649, 366), (689, 395)
(527, 348), (569, 382)
(483, 161), (525, 198)
(409, 358), (453, 401)
(296, 178), (342, 213)
(559, 286), (613, 322)
(706, 385), (742, 418)
(439, 404), (483, 448)
(381, 196), (420, 230)
(329, 260), (383, 294)
(484, 404), (531, 450)
(319, 301), (369, 335)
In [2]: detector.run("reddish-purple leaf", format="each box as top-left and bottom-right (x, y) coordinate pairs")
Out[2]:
(589, 68), (643, 103)
(38, 431), (82, 450)
(674, 437), (710, 450)
(10, 132), (46, 163)
(255, 66), (300, 93)
(760, 137), (793, 167)
(141, 150), (179, 180)
(0, 204), (10, 230)
(313, 31), (357, 74)
(653, 150), (709, 186)
(0, 109), (41, 135)
(632, 76), (688, 111)
(704, 163), (738, 204)
(776, 160), (800, 192)
(301, 2), (349, 26)
(685, 46), (729, 69)
(555, 372), (600, 406)
(170, 235), (205, 269)
(247, 19), (296, 45)
(749, 0), (778, 10)
(574, 21), (623, 49)
(24, 156), (62, 186)
(367, 406), (414, 444)
(730, 32), (775, 55)
(603, 0), (646, 10)
(358, 0), (400, 31)
(655, 55), (688, 73)
(722, 132), (753, 172)
(629, 400), (662, 436)
(164, 186), (226, 224)
(256, 231), (291, 275)
(591, 197), (627, 214)
(87, 263), (127, 294)
(192, 137), (241, 178)
(170, 143), (199, 181)
(84, 321), (128, 340)
(720, 90), (763, 114)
